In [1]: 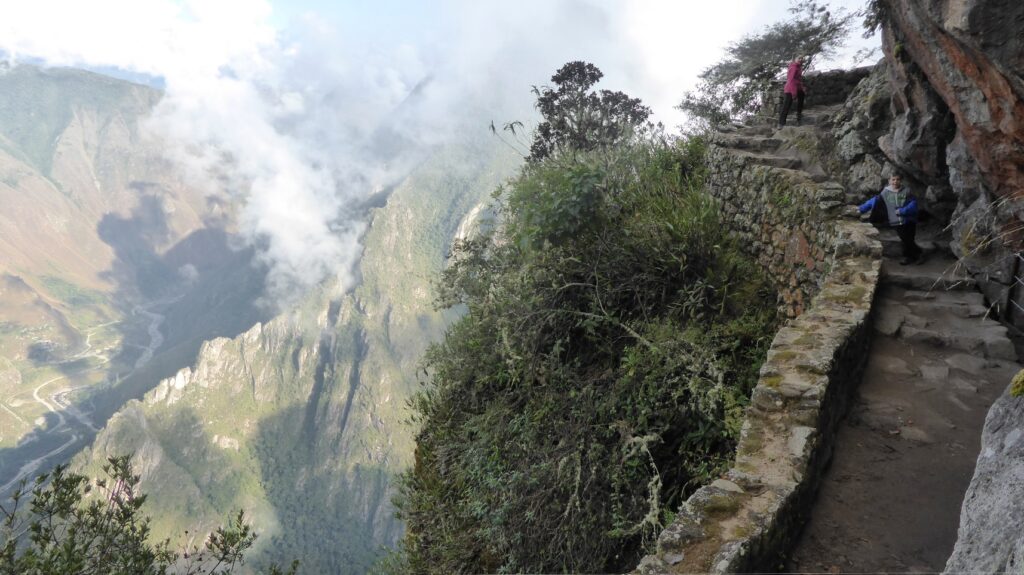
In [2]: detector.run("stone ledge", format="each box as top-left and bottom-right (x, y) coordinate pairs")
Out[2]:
(633, 138), (882, 574)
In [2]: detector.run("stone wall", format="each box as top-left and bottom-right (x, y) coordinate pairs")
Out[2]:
(633, 131), (882, 574)
(704, 141), (847, 317)
(766, 67), (874, 119)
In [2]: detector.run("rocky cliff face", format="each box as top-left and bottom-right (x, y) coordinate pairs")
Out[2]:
(877, 0), (1024, 324)
(75, 140), (520, 573)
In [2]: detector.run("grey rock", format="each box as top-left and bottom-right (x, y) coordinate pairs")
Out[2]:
(874, 302), (908, 336)
(945, 353), (988, 374)
(874, 354), (918, 376)
(836, 130), (866, 162)
(710, 479), (745, 494)
(920, 363), (950, 381)
(944, 390), (1024, 574)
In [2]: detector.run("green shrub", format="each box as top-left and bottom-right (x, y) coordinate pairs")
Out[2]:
(0, 456), (297, 575)
(397, 134), (777, 573)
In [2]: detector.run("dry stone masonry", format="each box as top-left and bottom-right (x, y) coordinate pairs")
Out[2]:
(634, 106), (883, 573)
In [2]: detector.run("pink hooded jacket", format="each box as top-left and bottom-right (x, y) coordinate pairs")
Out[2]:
(784, 60), (804, 96)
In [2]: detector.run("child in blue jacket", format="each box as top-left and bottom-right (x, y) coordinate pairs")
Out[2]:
(859, 174), (922, 264)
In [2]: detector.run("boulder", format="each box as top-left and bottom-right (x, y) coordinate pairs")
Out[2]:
(944, 388), (1024, 573)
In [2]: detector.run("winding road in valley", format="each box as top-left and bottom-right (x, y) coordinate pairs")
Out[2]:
(0, 298), (174, 494)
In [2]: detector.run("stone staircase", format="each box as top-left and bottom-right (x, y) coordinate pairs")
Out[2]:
(710, 105), (1022, 573)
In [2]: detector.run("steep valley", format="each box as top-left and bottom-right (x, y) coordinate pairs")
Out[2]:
(0, 63), (523, 572)
(0, 65), (273, 494)
(72, 138), (520, 572)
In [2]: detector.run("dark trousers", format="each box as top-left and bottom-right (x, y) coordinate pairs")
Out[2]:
(779, 90), (805, 126)
(896, 223), (922, 259)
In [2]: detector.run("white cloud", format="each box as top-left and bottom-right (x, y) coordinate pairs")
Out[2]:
(0, 0), (879, 306)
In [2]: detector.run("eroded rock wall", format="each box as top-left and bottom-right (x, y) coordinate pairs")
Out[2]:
(878, 0), (1024, 323)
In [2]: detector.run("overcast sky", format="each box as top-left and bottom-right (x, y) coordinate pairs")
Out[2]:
(0, 0), (879, 304)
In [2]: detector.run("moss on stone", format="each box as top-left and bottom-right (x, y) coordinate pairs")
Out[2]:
(762, 374), (784, 388)
(731, 523), (754, 540)
(793, 333), (818, 346)
(772, 350), (800, 362)
(1011, 369), (1024, 398)
(739, 431), (764, 456)
(703, 495), (742, 517)
(824, 284), (867, 305)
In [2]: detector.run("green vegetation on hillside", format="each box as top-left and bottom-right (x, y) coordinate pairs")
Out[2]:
(0, 456), (296, 575)
(397, 130), (778, 572)
(0, 65), (156, 176)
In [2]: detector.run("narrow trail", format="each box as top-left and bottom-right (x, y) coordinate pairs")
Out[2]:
(788, 245), (1021, 573)
(715, 106), (1021, 573)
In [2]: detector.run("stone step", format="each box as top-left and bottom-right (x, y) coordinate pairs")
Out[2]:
(735, 125), (775, 137)
(779, 114), (820, 127)
(905, 299), (990, 320)
(901, 289), (986, 307)
(873, 297), (1016, 360)
(877, 228), (943, 258)
(880, 259), (978, 292)
(898, 325), (1017, 361)
(730, 150), (803, 170)
(715, 134), (783, 152)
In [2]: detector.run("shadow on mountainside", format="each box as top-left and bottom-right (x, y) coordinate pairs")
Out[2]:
(253, 399), (399, 575)
(94, 191), (273, 414)
(0, 189), (272, 491)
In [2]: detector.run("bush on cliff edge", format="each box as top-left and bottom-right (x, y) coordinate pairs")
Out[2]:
(396, 132), (778, 573)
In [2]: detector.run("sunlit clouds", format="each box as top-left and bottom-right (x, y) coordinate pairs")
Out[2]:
(0, 0), (877, 306)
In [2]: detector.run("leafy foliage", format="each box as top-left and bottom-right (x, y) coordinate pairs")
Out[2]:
(0, 456), (297, 575)
(861, 0), (889, 37)
(397, 125), (777, 573)
(529, 61), (651, 161)
(679, 0), (857, 130)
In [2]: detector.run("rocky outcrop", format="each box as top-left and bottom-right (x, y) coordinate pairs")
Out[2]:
(882, 0), (1024, 207)
(945, 388), (1024, 573)
(878, 0), (1024, 323)
(829, 62), (895, 200)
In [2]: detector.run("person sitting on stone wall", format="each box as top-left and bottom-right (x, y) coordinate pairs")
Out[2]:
(778, 55), (807, 127)
(859, 174), (923, 265)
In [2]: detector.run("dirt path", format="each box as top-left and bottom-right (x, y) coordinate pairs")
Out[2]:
(787, 251), (1021, 572)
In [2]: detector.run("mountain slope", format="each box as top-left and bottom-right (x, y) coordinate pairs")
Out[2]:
(74, 139), (521, 572)
(0, 65), (265, 493)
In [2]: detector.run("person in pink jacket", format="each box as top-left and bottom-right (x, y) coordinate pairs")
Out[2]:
(778, 56), (806, 127)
